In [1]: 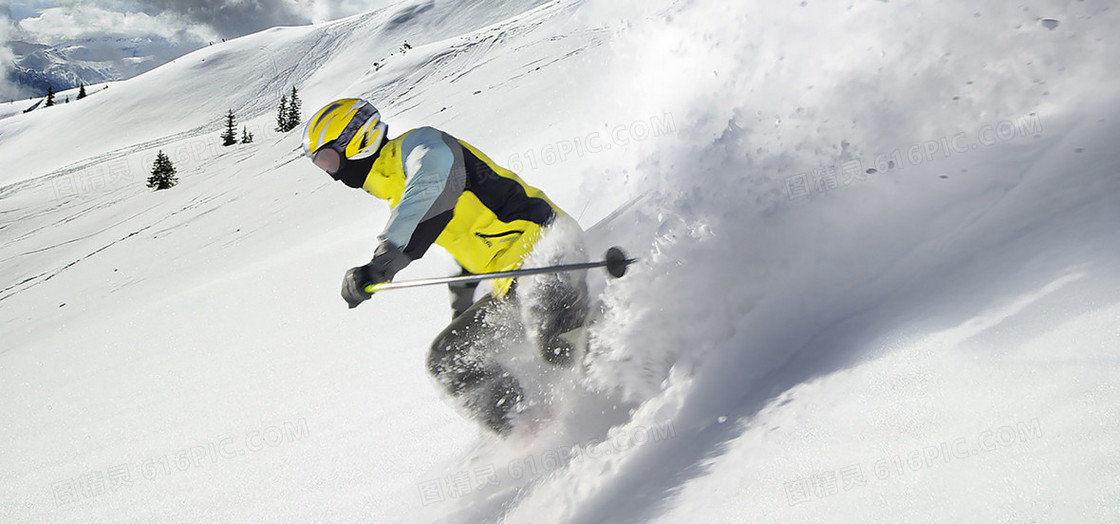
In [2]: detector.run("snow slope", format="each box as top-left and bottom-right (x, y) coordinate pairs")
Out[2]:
(2, 0), (1119, 522)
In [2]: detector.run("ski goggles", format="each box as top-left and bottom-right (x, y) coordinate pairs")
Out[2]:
(312, 144), (344, 175)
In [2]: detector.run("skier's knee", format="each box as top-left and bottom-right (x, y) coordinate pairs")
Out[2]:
(427, 344), (488, 395)
(428, 312), (481, 386)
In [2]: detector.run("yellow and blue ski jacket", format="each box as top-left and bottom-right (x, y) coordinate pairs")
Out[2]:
(361, 127), (563, 297)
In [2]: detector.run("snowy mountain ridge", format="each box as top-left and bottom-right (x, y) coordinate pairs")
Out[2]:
(4, 35), (195, 100)
(2, 0), (1119, 522)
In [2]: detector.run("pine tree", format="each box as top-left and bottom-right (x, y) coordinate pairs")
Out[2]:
(286, 86), (301, 131)
(77, 85), (87, 100)
(241, 126), (254, 144)
(45, 85), (55, 107)
(275, 94), (288, 132)
(147, 151), (178, 190)
(221, 109), (237, 146)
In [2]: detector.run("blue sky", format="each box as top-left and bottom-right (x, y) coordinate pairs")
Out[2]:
(10, 1), (37, 20)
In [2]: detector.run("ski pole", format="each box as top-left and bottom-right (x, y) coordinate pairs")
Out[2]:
(365, 246), (636, 293)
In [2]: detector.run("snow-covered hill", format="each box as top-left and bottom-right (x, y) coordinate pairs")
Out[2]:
(2, 0), (1118, 522)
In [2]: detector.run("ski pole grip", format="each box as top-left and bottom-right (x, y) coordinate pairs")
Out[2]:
(605, 246), (635, 278)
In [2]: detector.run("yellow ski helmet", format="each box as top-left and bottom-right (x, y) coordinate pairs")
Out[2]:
(303, 98), (388, 173)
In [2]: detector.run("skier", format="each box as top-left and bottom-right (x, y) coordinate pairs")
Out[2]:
(302, 98), (588, 435)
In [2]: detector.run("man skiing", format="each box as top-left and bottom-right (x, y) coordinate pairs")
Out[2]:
(302, 98), (588, 435)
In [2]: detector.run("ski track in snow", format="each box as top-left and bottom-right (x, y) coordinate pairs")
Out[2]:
(2, 0), (1120, 522)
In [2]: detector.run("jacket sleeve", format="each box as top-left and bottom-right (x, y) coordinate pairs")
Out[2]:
(377, 127), (466, 259)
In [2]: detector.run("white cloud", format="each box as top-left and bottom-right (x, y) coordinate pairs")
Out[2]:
(14, 0), (399, 40)
(18, 4), (219, 45)
(1, 6), (19, 100)
(0, 0), (397, 99)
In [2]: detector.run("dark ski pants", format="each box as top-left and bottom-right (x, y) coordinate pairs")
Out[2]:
(427, 271), (588, 435)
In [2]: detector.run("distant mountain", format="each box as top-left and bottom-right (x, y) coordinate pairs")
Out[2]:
(5, 34), (208, 100)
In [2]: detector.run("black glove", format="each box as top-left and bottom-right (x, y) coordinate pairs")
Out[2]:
(342, 242), (412, 309)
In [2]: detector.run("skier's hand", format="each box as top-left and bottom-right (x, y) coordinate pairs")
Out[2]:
(341, 242), (412, 309)
(341, 266), (376, 309)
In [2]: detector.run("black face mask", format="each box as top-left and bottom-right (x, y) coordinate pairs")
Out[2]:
(326, 124), (388, 189)
(332, 154), (377, 189)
